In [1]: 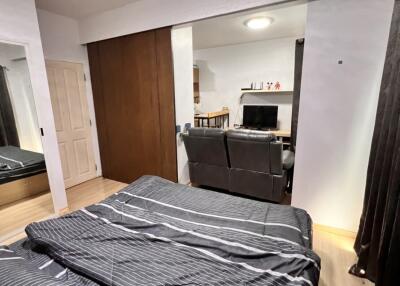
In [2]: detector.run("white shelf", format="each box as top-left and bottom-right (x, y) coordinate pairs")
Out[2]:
(241, 90), (293, 95)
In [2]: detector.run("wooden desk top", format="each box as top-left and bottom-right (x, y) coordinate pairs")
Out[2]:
(194, 110), (229, 119)
(273, 130), (291, 137)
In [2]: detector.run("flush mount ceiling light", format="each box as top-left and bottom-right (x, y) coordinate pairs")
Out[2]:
(244, 17), (273, 30)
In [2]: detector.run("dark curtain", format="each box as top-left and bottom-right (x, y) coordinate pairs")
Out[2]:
(0, 66), (19, 147)
(351, 1), (400, 285)
(290, 38), (304, 151)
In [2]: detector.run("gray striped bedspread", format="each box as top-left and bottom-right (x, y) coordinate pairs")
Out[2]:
(1, 175), (320, 285)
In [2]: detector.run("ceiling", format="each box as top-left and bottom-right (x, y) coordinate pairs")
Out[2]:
(192, 3), (307, 50)
(35, 0), (141, 19)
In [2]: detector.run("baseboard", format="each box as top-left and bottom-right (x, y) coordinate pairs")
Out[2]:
(313, 224), (357, 238)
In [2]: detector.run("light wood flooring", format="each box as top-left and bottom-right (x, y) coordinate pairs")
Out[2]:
(0, 177), (372, 285)
(0, 177), (127, 245)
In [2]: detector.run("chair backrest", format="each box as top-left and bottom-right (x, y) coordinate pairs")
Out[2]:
(226, 129), (283, 174)
(183, 128), (229, 167)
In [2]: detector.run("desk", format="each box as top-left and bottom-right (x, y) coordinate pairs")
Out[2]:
(194, 110), (229, 128)
(273, 130), (291, 138)
(273, 130), (291, 148)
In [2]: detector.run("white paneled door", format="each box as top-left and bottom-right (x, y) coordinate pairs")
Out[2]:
(46, 60), (97, 188)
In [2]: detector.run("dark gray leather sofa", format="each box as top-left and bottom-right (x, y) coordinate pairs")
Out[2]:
(226, 129), (290, 202)
(183, 128), (294, 203)
(183, 128), (230, 190)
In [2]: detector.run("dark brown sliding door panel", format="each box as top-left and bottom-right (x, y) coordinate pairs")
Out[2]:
(88, 28), (177, 184)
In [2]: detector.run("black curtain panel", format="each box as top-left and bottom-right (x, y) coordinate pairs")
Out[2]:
(350, 1), (400, 285)
(0, 65), (20, 147)
(290, 38), (304, 151)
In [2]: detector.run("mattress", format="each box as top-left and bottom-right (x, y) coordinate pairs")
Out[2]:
(0, 146), (46, 184)
(1, 175), (320, 285)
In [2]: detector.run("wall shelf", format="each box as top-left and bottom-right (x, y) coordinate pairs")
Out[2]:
(241, 90), (293, 96)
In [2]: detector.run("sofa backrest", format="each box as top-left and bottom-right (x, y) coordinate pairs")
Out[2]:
(183, 128), (229, 167)
(226, 129), (283, 175)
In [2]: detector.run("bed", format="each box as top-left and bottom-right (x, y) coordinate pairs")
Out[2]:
(0, 175), (320, 285)
(0, 146), (46, 184)
(0, 145), (48, 207)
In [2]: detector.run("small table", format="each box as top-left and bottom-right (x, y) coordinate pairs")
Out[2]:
(194, 110), (230, 128)
(273, 130), (291, 138)
(273, 130), (291, 148)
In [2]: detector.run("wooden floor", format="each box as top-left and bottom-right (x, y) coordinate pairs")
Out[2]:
(0, 177), (127, 245)
(0, 177), (372, 285)
(313, 225), (373, 286)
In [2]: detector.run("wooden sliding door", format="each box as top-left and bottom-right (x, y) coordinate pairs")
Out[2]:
(87, 27), (177, 183)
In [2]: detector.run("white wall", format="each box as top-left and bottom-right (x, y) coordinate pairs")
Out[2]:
(78, 0), (297, 43)
(292, 0), (394, 231)
(194, 37), (298, 129)
(36, 9), (102, 177)
(172, 26), (195, 184)
(0, 0), (67, 212)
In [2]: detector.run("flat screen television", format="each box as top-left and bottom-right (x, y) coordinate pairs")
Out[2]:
(243, 105), (278, 130)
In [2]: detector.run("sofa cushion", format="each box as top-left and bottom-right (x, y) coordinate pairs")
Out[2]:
(227, 130), (278, 173)
(188, 127), (225, 138)
(183, 128), (229, 167)
(226, 129), (276, 142)
(188, 162), (229, 190)
(229, 168), (274, 201)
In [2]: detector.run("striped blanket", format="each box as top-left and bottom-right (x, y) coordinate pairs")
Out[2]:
(1, 176), (320, 285)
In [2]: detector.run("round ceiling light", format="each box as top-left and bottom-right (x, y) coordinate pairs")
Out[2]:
(244, 17), (273, 30)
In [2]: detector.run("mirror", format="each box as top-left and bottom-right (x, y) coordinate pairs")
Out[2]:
(0, 42), (51, 239)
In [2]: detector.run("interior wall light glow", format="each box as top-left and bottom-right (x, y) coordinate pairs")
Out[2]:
(244, 17), (273, 30)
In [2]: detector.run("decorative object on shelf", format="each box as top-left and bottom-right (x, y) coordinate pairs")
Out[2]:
(240, 90), (293, 95)
(242, 81), (283, 92)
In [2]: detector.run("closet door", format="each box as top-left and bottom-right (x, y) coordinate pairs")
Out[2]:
(88, 27), (177, 184)
(46, 61), (97, 188)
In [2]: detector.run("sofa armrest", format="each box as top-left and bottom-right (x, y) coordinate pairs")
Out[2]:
(282, 150), (295, 170)
(270, 141), (283, 175)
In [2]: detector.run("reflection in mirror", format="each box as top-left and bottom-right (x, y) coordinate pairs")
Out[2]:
(0, 42), (52, 241)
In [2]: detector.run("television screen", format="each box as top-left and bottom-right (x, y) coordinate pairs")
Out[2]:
(243, 105), (278, 129)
